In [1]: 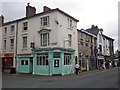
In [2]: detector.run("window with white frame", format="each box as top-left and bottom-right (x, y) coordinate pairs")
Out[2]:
(40, 33), (49, 47)
(23, 36), (27, 49)
(68, 18), (72, 28)
(4, 27), (7, 35)
(64, 53), (71, 65)
(70, 20), (72, 28)
(40, 16), (49, 26)
(37, 53), (48, 65)
(10, 25), (15, 34)
(21, 60), (28, 65)
(23, 22), (28, 30)
(68, 34), (72, 46)
(4, 40), (6, 50)
(10, 39), (14, 50)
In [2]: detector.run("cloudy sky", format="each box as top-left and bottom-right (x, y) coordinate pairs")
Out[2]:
(0, 0), (119, 51)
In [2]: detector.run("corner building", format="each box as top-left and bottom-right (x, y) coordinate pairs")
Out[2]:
(4, 4), (79, 75)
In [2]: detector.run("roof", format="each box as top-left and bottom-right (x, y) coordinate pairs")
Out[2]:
(86, 28), (99, 36)
(83, 25), (114, 41)
(77, 29), (97, 38)
(103, 34), (114, 41)
(3, 8), (79, 26)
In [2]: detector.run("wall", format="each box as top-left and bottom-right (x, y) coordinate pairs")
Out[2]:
(57, 12), (78, 57)
(17, 11), (58, 55)
(0, 27), (2, 55)
(2, 22), (17, 67)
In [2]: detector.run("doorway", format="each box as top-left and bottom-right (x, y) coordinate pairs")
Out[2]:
(30, 57), (33, 73)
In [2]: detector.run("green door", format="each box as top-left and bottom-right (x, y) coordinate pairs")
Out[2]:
(53, 58), (61, 75)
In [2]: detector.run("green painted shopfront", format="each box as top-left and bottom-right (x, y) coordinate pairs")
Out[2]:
(18, 47), (75, 76)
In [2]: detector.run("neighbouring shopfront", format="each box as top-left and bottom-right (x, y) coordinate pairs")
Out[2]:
(18, 47), (75, 76)
(2, 53), (14, 71)
(97, 55), (104, 68)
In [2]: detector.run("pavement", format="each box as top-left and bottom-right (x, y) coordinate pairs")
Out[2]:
(2, 67), (118, 81)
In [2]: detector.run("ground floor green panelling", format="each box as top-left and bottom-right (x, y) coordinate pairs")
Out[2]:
(18, 48), (75, 75)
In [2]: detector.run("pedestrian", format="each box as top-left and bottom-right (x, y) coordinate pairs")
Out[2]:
(109, 61), (112, 68)
(102, 61), (106, 69)
(75, 63), (80, 74)
(115, 62), (117, 67)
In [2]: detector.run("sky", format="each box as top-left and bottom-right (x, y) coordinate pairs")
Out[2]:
(0, 0), (119, 52)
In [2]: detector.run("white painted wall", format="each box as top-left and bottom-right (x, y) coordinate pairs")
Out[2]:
(57, 12), (78, 56)
(17, 11), (58, 54)
(2, 10), (78, 69)
(17, 10), (78, 57)
(0, 27), (2, 55)
(2, 22), (17, 67)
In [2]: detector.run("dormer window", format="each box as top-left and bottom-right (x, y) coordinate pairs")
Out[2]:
(23, 22), (28, 30)
(40, 16), (49, 27)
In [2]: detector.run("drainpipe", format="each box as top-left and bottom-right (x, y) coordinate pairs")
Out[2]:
(14, 20), (18, 72)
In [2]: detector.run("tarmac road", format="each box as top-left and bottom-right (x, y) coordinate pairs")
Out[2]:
(2, 67), (119, 88)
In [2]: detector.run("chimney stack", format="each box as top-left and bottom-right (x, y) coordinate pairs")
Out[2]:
(43, 6), (51, 12)
(0, 15), (4, 27)
(26, 3), (36, 17)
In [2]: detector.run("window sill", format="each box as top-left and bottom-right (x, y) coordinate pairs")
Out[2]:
(22, 30), (28, 32)
(9, 34), (15, 38)
(22, 48), (28, 51)
(64, 65), (72, 66)
(10, 33), (15, 35)
(4, 35), (7, 37)
(9, 50), (14, 52)
(40, 25), (50, 28)
(67, 27), (73, 30)
(3, 50), (7, 52)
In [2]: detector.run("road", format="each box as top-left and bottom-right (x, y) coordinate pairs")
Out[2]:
(2, 67), (119, 88)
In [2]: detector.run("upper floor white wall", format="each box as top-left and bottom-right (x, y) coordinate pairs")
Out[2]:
(97, 30), (110, 56)
(57, 12), (78, 56)
(16, 10), (78, 56)
(0, 27), (2, 54)
(2, 23), (17, 54)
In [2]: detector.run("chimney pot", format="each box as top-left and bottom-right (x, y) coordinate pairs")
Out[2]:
(27, 3), (30, 6)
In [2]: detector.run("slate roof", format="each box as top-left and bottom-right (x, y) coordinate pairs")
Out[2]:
(86, 26), (100, 36)
(3, 8), (79, 26)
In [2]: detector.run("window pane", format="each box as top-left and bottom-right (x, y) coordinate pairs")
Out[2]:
(4, 27), (7, 34)
(23, 37), (27, 48)
(25, 60), (28, 65)
(40, 16), (49, 26)
(40, 33), (49, 47)
(43, 56), (45, 65)
(23, 22), (28, 30)
(37, 56), (39, 65)
(4, 40), (6, 50)
(10, 39), (14, 50)
(68, 34), (72, 46)
(21, 60), (24, 65)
